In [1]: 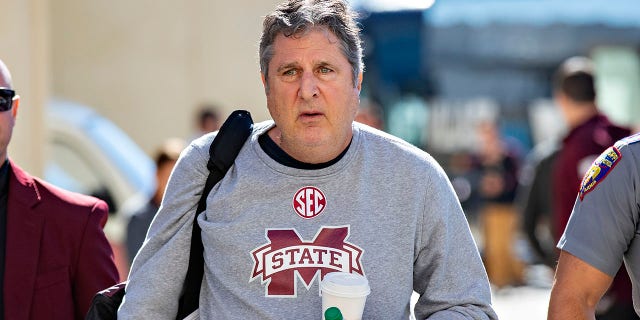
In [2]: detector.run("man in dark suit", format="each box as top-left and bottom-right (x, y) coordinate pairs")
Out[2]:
(0, 59), (119, 319)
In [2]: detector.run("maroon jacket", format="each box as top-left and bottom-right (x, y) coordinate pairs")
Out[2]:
(4, 160), (119, 319)
(552, 113), (630, 239)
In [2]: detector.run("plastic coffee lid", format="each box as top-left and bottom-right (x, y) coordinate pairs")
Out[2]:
(321, 272), (371, 298)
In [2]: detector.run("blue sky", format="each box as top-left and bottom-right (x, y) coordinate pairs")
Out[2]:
(348, 0), (434, 11)
(349, 0), (640, 27)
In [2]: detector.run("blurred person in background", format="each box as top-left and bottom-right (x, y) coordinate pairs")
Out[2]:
(549, 134), (640, 319)
(119, 0), (497, 318)
(550, 56), (634, 319)
(126, 138), (185, 266)
(354, 98), (384, 130)
(190, 104), (222, 141)
(0, 59), (118, 319)
(448, 150), (483, 222)
(473, 120), (526, 288)
(515, 140), (560, 269)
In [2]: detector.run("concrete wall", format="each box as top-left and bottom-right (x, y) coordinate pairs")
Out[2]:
(0, 0), (50, 176)
(2, 0), (280, 173)
(50, 0), (278, 155)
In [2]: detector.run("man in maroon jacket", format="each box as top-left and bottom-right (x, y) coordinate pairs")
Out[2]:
(0, 59), (119, 319)
(551, 56), (634, 319)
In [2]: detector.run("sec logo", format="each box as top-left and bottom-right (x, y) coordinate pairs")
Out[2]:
(293, 186), (326, 219)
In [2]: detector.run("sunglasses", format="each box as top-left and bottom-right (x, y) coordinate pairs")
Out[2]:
(0, 88), (16, 112)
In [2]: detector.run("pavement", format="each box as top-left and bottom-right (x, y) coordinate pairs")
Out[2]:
(411, 264), (554, 320)
(493, 285), (551, 320)
(492, 264), (553, 319)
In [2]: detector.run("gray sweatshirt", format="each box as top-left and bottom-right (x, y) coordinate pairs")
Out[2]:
(119, 121), (497, 319)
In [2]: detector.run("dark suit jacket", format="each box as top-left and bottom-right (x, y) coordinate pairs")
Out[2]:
(4, 160), (119, 319)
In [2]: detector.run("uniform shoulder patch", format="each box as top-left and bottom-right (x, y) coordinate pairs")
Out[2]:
(579, 146), (622, 201)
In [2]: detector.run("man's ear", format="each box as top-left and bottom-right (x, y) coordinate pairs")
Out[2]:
(11, 95), (19, 118)
(356, 72), (363, 91)
(261, 72), (269, 94)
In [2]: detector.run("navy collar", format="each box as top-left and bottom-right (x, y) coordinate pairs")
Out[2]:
(258, 133), (350, 170)
(0, 160), (9, 197)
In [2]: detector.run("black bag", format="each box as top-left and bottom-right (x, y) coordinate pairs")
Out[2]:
(85, 110), (253, 320)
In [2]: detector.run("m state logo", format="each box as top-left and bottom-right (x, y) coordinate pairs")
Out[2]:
(250, 226), (364, 297)
(293, 186), (326, 219)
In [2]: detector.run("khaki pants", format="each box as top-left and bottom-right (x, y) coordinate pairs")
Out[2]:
(480, 204), (525, 288)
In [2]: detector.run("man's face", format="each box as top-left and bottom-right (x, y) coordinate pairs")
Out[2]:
(0, 85), (17, 163)
(553, 90), (571, 124)
(263, 27), (362, 163)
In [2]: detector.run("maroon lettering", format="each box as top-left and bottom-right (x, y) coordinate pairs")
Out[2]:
(299, 247), (314, 264)
(313, 248), (328, 264)
(251, 227), (364, 297)
(271, 251), (283, 270)
(284, 248), (300, 265)
(330, 250), (342, 268)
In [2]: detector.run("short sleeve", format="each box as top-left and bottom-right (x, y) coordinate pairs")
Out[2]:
(558, 144), (640, 277)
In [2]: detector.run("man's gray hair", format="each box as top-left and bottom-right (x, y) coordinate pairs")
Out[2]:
(259, 0), (363, 90)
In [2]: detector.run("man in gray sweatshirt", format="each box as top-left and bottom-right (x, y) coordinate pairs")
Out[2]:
(119, 0), (497, 319)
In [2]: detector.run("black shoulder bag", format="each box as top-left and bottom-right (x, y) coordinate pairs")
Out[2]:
(85, 110), (254, 320)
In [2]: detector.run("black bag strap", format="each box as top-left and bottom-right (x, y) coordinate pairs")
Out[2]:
(176, 110), (253, 319)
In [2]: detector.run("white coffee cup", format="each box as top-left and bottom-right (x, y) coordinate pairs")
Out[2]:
(320, 272), (371, 320)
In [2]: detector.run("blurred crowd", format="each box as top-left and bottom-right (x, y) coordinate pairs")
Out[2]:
(352, 55), (638, 319)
